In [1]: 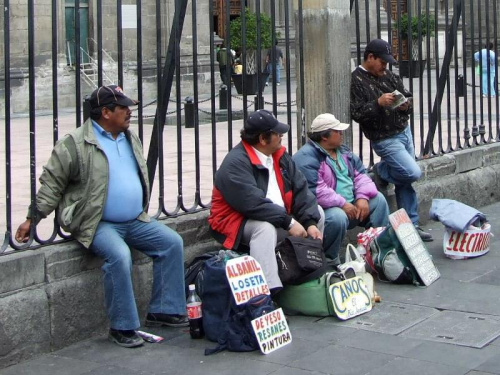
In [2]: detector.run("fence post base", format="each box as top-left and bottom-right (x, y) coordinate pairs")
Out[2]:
(254, 95), (264, 111)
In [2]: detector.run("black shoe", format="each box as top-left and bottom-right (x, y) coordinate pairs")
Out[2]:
(415, 226), (434, 242)
(371, 163), (389, 188)
(108, 329), (144, 348)
(145, 313), (189, 327)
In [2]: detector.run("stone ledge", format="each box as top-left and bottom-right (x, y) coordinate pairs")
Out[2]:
(420, 154), (456, 180)
(0, 252), (45, 295)
(453, 148), (484, 173)
(482, 142), (500, 165)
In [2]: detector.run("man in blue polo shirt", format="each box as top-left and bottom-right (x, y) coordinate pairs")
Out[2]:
(16, 85), (188, 348)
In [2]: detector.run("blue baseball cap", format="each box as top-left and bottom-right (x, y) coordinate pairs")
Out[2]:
(365, 39), (398, 65)
(245, 109), (290, 134)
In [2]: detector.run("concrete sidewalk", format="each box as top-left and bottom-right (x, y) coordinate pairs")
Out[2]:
(2, 203), (500, 375)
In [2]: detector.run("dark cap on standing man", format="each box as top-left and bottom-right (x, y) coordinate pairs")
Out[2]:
(89, 85), (139, 109)
(245, 109), (290, 134)
(365, 39), (398, 65)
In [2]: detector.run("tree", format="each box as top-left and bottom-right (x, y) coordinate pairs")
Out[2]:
(229, 8), (277, 73)
(395, 13), (435, 60)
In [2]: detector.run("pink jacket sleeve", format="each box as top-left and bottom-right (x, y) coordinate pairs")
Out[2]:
(315, 162), (347, 208)
(353, 169), (378, 201)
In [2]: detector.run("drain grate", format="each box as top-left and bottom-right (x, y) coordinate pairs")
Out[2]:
(318, 302), (439, 335)
(401, 310), (500, 348)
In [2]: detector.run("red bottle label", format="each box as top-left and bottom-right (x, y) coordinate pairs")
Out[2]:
(187, 302), (202, 319)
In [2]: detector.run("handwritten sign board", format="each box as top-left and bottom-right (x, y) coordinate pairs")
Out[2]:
(389, 209), (440, 286)
(226, 256), (270, 305)
(328, 276), (372, 320)
(251, 308), (292, 354)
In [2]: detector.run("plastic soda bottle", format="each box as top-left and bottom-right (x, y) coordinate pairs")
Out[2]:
(186, 284), (204, 339)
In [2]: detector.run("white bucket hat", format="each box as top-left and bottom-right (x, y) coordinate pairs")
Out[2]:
(310, 113), (350, 133)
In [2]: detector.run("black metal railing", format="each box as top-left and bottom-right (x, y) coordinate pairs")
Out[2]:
(1, 0), (498, 254)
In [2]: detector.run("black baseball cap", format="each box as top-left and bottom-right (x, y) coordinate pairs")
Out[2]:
(365, 39), (398, 65)
(245, 109), (290, 134)
(89, 85), (139, 109)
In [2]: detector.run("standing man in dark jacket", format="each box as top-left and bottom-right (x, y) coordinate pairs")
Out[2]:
(350, 39), (433, 241)
(209, 109), (324, 293)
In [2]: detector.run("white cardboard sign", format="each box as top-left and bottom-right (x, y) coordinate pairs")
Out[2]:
(251, 308), (292, 354)
(389, 209), (440, 286)
(328, 276), (372, 320)
(225, 256), (270, 305)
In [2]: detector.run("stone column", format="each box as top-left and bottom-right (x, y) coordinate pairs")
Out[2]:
(294, 0), (351, 148)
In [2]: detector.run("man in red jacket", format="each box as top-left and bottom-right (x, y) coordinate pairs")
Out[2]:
(209, 109), (324, 294)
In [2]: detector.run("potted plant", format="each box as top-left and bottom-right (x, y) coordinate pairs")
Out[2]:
(394, 13), (435, 78)
(229, 8), (277, 95)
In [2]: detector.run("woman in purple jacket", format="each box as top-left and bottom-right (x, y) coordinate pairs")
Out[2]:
(294, 113), (389, 264)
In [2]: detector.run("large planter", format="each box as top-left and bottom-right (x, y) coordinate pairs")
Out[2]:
(398, 59), (427, 78)
(232, 73), (269, 95)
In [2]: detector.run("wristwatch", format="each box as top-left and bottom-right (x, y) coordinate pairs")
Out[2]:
(288, 218), (296, 230)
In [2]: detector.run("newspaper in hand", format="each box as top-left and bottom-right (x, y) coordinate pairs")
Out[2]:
(390, 90), (408, 109)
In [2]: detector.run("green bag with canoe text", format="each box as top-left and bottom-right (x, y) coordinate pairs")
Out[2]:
(274, 272), (341, 317)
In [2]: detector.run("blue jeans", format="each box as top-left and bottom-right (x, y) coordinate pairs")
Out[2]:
(90, 219), (186, 330)
(266, 62), (281, 83)
(371, 126), (421, 225)
(323, 192), (389, 261)
(481, 70), (496, 96)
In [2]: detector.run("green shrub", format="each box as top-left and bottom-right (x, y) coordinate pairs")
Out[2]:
(229, 8), (277, 50)
(395, 13), (435, 40)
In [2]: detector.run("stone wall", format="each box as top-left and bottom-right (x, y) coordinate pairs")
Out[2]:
(0, 211), (219, 369)
(2, 143), (500, 369)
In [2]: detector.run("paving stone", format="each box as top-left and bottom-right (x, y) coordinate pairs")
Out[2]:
(431, 254), (500, 283)
(338, 329), (424, 356)
(288, 319), (356, 344)
(104, 344), (281, 375)
(270, 368), (323, 375)
(472, 270), (500, 286)
(401, 311), (500, 348)
(375, 280), (500, 317)
(366, 356), (469, 375)
(475, 354), (500, 374)
(317, 302), (439, 335)
(399, 340), (499, 370)
(0, 355), (101, 375)
(82, 365), (151, 375)
(251, 337), (326, 366)
(286, 344), (394, 375)
(490, 336), (500, 346)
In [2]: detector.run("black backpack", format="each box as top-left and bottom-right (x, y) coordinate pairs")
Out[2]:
(196, 251), (276, 355)
(184, 251), (219, 298)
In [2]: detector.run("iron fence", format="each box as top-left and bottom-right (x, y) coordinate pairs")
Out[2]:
(1, 0), (498, 253)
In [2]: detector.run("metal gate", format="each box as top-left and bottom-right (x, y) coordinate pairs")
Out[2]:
(1, 0), (498, 253)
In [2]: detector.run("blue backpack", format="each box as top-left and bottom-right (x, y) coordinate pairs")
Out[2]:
(196, 250), (276, 355)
